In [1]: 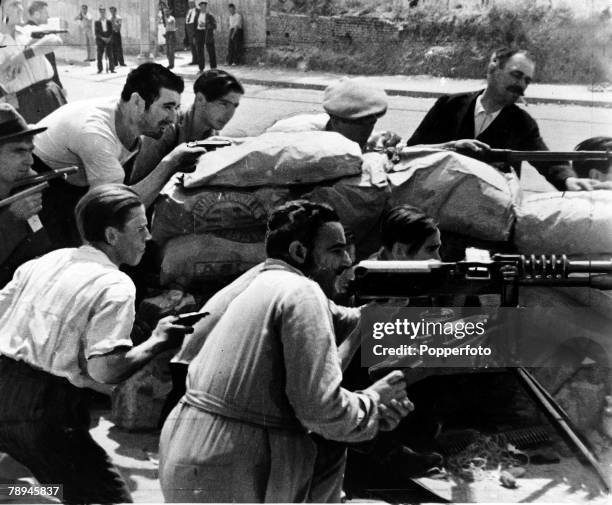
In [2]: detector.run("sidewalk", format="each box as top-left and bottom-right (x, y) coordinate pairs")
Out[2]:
(55, 45), (612, 108)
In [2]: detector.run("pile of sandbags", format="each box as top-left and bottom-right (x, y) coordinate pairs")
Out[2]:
(387, 148), (521, 242)
(182, 131), (362, 188)
(152, 133), (612, 291)
(515, 191), (612, 254)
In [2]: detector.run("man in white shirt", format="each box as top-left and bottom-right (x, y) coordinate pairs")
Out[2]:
(227, 2), (243, 65)
(74, 4), (95, 61)
(0, 184), (193, 503)
(32, 62), (206, 248)
(0, 0), (65, 123)
(194, 0), (217, 71)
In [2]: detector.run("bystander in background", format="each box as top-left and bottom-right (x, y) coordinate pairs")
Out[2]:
(227, 2), (243, 65)
(109, 6), (126, 67)
(74, 4), (95, 61)
(164, 8), (177, 69)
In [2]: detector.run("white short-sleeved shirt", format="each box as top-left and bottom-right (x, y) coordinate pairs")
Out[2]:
(0, 245), (135, 389)
(0, 30), (54, 94)
(33, 97), (135, 187)
(229, 12), (243, 29)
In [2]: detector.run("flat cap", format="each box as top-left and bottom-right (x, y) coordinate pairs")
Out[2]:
(322, 78), (388, 120)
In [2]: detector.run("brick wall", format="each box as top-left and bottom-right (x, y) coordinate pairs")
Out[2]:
(266, 13), (400, 48)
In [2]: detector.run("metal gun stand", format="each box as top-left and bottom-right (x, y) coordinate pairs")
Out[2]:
(498, 262), (611, 494)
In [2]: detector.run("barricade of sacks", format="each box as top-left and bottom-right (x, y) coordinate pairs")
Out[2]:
(152, 131), (612, 290)
(128, 131), (611, 432)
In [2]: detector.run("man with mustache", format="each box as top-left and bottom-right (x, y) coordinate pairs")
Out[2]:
(31, 63), (206, 248)
(406, 47), (593, 191)
(160, 200), (413, 503)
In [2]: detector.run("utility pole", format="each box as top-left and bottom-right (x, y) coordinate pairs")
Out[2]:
(137, 0), (159, 61)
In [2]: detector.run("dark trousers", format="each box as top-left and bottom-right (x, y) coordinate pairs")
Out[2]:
(186, 25), (197, 63)
(195, 30), (216, 70)
(96, 41), (114, 72)
(0, 356), (132, 504)
(33, 155), (87, 249)
(227, 28), (243, 64)
(111, 32), (124, 66)
(165, 31), (176, 68)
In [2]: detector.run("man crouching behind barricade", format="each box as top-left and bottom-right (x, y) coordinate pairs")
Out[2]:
(267, 77), (398, 151)
(159, 200), (414, 503)
(573, 136), (612, 190)
(0, 184), (194, 504)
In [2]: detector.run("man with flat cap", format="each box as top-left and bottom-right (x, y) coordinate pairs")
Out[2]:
(0, 103), (51, 287)
(267, 77), (395, 151)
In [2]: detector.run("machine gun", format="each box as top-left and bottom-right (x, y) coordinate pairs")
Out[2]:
(352, 253), (612, 306)
(352, 254), (612, 493)
(30, 29), (68, 39)
(455, 148), (612, 166)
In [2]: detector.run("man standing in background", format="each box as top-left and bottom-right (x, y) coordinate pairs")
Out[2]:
(227, 3), (243, 65)
(164, 7), (177, 70)
(26, 1), (65, 97)
(109, 6), (126, 67)
(94, 6), (114, 74)
(194, 1), (216, 71)
(184, 0), (197, 65)
(74, 4), (95, 61)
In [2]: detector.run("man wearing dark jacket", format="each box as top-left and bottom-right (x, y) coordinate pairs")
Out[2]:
(94, 6), (114, 74)
(407, 48), (594, 191)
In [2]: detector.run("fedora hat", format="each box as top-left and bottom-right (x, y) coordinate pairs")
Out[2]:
(0, 103), (47, 143)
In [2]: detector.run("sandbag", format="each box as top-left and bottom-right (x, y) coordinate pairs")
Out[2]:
(152, 177), (292, 244)
(160, 233), (266, 289)
(182, 131), (362, 188)
(387, 148), (520, 242)
(110, 349), (174, 431)
(304, 152), (391, 258)
(515, 191), (612, 254)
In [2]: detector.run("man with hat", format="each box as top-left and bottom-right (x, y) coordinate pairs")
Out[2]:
(0, 103), (51, 288)
(194, 0), (217, 71)
(267, 77), (396, 151)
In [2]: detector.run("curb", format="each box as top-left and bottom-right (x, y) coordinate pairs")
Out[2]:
(56, 56), (612, 109)
(169, 69), (612, 109)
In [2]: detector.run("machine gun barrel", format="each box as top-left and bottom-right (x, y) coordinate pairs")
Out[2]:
(458, 148), (612, 165)
(351, 254), (612, 300)
(13, 166), (79, 189)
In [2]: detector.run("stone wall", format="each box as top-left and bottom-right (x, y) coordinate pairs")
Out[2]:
(266, 12), (400, 47)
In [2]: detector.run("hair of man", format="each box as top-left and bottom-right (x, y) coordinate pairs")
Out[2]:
(573, 136), (612, 177)
(120, 63), (185, 109)
(27, 0), (47, 16)
(75, 183), (143, 244)
(488, 47), (535, 73)
(193, 69), (244, 102)
(265, 200), (340, 261)
(380, 204), (439, 254)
